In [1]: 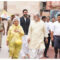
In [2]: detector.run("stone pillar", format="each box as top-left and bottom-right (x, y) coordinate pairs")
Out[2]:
(4, 1), (7, 11)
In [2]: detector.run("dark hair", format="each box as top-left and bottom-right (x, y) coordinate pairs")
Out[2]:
(42, 16), (46, 20)
(11, 15), (15, 17)
(47, 16), (50, 18)
(52, 17), (55, 19)
(57, 14), (60, 16)
(23, 9), (28, 13)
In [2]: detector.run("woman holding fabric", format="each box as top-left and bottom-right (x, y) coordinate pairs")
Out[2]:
(7, 18), (24, 59)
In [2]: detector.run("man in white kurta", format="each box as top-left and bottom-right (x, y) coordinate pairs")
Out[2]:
(28, 14), (48, 59)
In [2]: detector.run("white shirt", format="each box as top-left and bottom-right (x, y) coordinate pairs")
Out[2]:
(24, 17), (26, 22)
(45, 21), (52, 34)
(51, 21), (60, 36)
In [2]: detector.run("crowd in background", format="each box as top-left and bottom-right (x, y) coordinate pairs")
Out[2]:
(0, 9), (60, 59)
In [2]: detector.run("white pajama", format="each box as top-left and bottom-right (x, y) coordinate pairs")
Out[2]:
(29, 48), (45, 59)
(21, 35), (29, 57)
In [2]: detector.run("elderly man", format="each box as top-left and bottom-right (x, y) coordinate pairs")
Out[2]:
(28, 14), (48, 59)
(0, 17), (5, 48)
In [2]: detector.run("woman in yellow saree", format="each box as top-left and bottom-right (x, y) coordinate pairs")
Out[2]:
(7, 18), (24, 59)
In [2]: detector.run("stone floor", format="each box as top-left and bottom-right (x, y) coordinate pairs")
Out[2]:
(0, 35), (59, 59)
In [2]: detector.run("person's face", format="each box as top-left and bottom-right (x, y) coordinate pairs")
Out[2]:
(34, 16), (40, 22)
(43, 18), (46, 22)
(52, 18), (55, 22)
(57, 16), (60, 22)
(47, 17), (50, 22)
(14, 20), (19, 26)
(23, 11), (28, 17)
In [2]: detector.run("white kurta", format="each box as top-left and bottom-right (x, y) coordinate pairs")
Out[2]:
(28, 20), (48, 49)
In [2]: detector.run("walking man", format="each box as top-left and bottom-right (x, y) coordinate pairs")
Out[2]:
(44, 16), (52, 58)
(28, 14), (48, 59)
(51, 14), (60, 58)
(20, 9), (30, 58)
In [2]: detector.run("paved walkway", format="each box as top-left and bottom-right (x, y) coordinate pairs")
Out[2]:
(0, 36), (58, 59)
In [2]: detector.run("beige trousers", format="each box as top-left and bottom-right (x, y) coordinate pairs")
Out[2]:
(0, 32), (2, 47)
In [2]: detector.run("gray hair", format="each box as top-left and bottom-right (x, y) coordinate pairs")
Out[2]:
(13, 18), (19, 23)
(34, 14), (40, 18)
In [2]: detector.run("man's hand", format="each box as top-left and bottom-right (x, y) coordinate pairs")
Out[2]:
(51, 32), (54, 41)
(45, 38), (48, 44)
(14, 30), (20, 33)
(28, 38), (30, 44)
(0, 30), (3, 32)
(14, 30), (17, 32)
(3, 31), (5, 35)
(51, 37), (54, 41)
(6, 41), (9, 46)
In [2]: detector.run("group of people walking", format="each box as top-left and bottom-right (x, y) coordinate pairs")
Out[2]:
(42, 15), (60, 58)
(0, 9), (60, 59)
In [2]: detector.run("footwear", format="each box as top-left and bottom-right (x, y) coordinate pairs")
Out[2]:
(54, 55), (57, 58)
(44, 55), (49, 58)
(26, 54), (30, 58)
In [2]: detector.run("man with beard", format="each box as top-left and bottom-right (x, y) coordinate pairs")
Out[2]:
(20, 9), (30, 58)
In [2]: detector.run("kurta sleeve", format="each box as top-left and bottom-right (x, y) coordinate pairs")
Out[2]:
(43, 23), (48, 38)
(28, 23), (32, 39)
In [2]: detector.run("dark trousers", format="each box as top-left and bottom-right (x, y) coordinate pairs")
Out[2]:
(52, 41), (54, 47)
(54, 48), (58, 55)
(54, 36), (60, 57)
(44, 34), (50, 56)
(51, 36), (54, 47)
